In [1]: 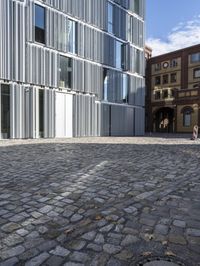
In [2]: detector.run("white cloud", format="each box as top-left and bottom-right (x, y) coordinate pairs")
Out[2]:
(146, 18), (200, 56)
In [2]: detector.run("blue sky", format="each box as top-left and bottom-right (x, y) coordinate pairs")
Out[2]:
(146, 0), (200, 56)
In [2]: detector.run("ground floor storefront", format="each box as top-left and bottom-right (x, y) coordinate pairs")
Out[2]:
(0, 82), (145, 139)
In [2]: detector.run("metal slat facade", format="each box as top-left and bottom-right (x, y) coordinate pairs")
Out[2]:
(0, 0), (145, 139)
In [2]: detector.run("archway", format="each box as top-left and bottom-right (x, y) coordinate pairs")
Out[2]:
(154, 107), (175, 133)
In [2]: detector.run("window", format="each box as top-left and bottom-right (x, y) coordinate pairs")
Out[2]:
(1, 85), (10, 138)
(39, 90), (44, 138)
(163, 74), (168, 84)
(170, 73), (177, 83)
(191, 53), (200, 63)
(67, 19), (77, 54)
(154, 63), (161, 71)
(193, 83), (199, 89)
(35, 4), (45, 44)
(162, 90), (168, 99)
(155, 76), (161, 85)
(122, 74), (128, 103)
(170, 89), (175, 97)
(108, 2), (113, 33)
(183, 111), (191, 127)
(181, 107), (193, 127)
(103, 69), (108, 101)
(194, 68), (200, 78)
(59, 56), (73, 89)
(115, 41), (122, 69)
(155, 91), (161, 100)
(170, 59), (178, 68)
(134, 0), (140, 15)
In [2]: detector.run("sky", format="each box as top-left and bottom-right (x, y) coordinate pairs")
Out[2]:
(146, 0), (200, 56)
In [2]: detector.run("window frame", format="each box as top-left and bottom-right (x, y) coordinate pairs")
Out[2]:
(190, 53), (200, 63)
(107, 2), (114, 34)
(67, 19), (78, 54)
(34, 4), (46, 44)
(59, 56), (73, 89)
(155, 76), (161, 85)
(163, 74), (169, 84)
(193, 68), (200, 79)
(170, 73), (177, 83)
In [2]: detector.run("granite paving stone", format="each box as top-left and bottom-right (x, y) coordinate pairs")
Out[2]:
(0, 136), (200, 265)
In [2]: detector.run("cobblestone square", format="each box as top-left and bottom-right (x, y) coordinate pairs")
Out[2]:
(0, 137), (200, 266)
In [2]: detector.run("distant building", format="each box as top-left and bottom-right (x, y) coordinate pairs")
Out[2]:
(0, 0), (145, 139)
(146, 44), (200, 133)
(145, 45), (152, 60)
(144, 45), (152, 131)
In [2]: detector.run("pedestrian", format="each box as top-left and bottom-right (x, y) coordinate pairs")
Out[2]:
(191, 125), (198, 140)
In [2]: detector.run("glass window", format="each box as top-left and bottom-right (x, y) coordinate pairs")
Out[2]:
(35, 4), (45, 44)
(183, 111), (191, 127)
(39, 90), (44, 138)
(170, 73), (177, 83)
(194, 68), (200, 78)
(59, 56), (73, 89)
(163, 74), (168, 84)
(170, 59), (178, 68)
(122, 74), (128, 103)
(108, 2), (113, 34)
(155, 76), (161, 85)
(191, 53), (200, 63)
(1, 85), (10, 139)
(67, 19), (77, 54)
(155, 91), (161, 100)
(103, 69), (108, 101)
(115, 41), (122, 69)
(154, 63), (161, 71)
(134, 0), (140, 15)
(170, 89), (175, 97)
(162, 90), (168, 99)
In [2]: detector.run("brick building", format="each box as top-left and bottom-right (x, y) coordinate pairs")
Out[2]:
(146, 44), (200, 133)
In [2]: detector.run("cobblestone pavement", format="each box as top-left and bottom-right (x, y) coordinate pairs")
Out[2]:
(0, 137), (200, 266)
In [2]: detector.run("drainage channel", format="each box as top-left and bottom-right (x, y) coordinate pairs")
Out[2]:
(135, 256), (186, 266)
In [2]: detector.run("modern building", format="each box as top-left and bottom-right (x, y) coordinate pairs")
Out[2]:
(0, 0), (145, 139)
(146, 44), (200, 133)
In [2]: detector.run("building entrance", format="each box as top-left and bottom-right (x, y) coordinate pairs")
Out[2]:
(154, 107), (174, 133)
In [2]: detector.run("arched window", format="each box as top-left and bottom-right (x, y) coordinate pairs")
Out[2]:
(181, 107), (194, 127)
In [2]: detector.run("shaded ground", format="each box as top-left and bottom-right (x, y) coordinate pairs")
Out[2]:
(0, 137), (200, 266)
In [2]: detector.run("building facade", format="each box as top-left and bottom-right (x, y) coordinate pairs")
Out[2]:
(0, 0), (145, 139)
(146, 44), (200, 133)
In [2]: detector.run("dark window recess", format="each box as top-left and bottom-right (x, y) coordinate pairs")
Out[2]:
(39, 90), (44, 138)
(1, 85), (10, 138)
(171, 89), (175, 97)
(35, 4), (45, 44)
(155, 76), (161, 85)
(193, 83), (199, 89)
(155, 91), (161, 100)
(170, 73), (177, 83)
(163, 90), (168, 99)
(163, 75), (168, 84)
(59, 56), (73, 89)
